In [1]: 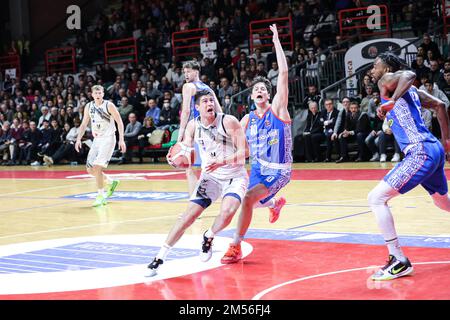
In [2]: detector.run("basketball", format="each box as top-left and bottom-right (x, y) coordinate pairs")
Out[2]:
(167, 142), (195, 169)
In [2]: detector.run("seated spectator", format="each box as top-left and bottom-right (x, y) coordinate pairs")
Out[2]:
(118, 113), (142, 164)
(136, 116), (156, 163)
(0, 121), (12, 164)
(336, 101), (371, 163)
(8, 118), (24, 165)
(302, 84), (321, 109)
(20, 121), (42, 165)
(37, 106), (51, 129)
(376, 118), (401, 163)
(303, 101), (324, 162)
(158, 99), (178, 128)
(43, 119), (81, 165)
(118, 96), (135, 124)
(145, 99), (161, 126)
(321, 99), (339, 162)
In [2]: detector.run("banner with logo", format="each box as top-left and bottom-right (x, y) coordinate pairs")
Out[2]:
(344, 38), (417, 97)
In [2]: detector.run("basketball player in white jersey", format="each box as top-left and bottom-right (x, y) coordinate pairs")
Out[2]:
(75, 85), (126, 207)
(178, 61), (222, 196)
(147, 89), (248, 276)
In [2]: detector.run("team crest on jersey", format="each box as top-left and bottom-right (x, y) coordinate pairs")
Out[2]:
(388, 119), (394, 127)
(265, 120), (271, 128)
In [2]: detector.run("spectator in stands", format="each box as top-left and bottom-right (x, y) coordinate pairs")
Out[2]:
(136, 116), (156, 163)
(37, 106), (51, 129)
(360, 84), (375, 114)
(255, 61), (268, 78)
(303, 101), (324, 162)
(321, 99), (339, 162)
(43, 119), (81, 166)
(377, 118), (401, 163)
(171, 65), (185, 92)
(37, 119), (53, 157)
(21, 121), (42, 165)
(158, 99), (178, 127)
(302, 84), (321, 109)
(422, 79), (450, 139)
(134, 87), (149, 121)
(419, 33), (441, 60)
(412, 55), (430, 86)
(0, 121), (12, 164)
(202, 57), (217, 83)
(118, 96), (135, 124)
(8, 118), (24, 165)
(428, 60), (442, 85)
(1, 103), (14, 123)
(158, 77), (174, 93)
(336, 101), (370, 163)
(145, 99), (161, 126)
(218, 77), (233, 106)
(146, 80), (163, 101)
(441, 70), (450, 100)
(267, 61), (279, 90)
(118, 113), (142, 165)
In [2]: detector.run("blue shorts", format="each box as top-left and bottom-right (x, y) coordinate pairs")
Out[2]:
(384, 141), (448, 195)
(248, 164), (291, 204)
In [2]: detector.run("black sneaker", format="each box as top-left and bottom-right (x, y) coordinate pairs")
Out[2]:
(146, 258), (163, 277)
(200, 232), (213, 262)
(371, 255), (414, 280)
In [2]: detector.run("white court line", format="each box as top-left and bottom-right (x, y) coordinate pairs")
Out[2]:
(251, 260), (450, 300)
(0, 182), (89, 197)
(0, 214), (181, 240)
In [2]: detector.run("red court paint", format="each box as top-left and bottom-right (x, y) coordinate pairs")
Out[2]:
(1, 240), (448, 300)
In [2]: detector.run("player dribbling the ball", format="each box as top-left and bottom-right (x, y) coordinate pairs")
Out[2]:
(147, 89), (248, 276)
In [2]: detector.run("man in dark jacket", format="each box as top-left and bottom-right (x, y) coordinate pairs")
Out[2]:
(336, 101), (371, 163)
(321, 99), (339, 162)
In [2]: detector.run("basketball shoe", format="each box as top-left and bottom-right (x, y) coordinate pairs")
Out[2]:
(200, 232), (214, 262)
(106, 180), (119, 198)
(269, 196), (286, 223)
(371, 255), (414, 280)
(92, 194), (107, 207)
(220, 243), (242, 264)
(147, 258), (163, 277)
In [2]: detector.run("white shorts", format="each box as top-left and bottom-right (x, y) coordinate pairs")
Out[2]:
(190, 171), (248, 208)
(86, 135), (116, 168)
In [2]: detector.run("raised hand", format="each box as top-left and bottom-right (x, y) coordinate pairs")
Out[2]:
(269, 24), (279, 43)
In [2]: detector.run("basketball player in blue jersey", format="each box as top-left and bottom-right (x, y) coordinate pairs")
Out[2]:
(221, 24), (292, 264)
(368, 52), (450, 280)
(178, 60), (223, 195)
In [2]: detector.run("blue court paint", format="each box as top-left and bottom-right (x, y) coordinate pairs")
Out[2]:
(0, 242), (199, 274)
(64, 191), (189, 202)
(219, 229), (450, 249)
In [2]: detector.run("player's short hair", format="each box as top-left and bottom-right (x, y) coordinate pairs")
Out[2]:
(92, 85), (104, 92)
(182, 60), (200, 71)
(377, 52), (409, 73)
(251, 76), (272, 94)
(195, 89), (213, 105)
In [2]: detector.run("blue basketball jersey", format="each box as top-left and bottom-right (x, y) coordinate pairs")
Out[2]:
(189, 80), (213, 119)
(246, 108), (293, 167)
(382, 86), (438, 152)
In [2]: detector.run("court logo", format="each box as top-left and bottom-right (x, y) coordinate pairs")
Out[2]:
(64, 191), (189, 201)
(0, 234), (252, 295)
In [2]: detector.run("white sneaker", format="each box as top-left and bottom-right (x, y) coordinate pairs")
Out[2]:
(391, 153), (400, 162)
(369, 152), (380, 162)
(380, 154), (387, 162)
(200, 232), (213, 262)
(30, 161), (40, 166)
(146, 258), (163, 277)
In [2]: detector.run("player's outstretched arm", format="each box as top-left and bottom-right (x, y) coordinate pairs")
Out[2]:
(378, 70), (416, 113)
(178, 83), (197, 142)
(417, 89), (450, 151)
(270, 24), (289, 120)
(75, 106), (91, 152)
(108, 102), (126, 153)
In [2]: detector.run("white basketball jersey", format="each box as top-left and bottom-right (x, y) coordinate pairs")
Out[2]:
(88, 100), (116, 137)
(194, 113), (245, 180)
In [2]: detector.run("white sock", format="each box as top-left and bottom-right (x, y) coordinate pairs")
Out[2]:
(254, 198), (276, 209)
(368, 181), (406, 262)
(385, 237), (406, 262)
(232, 234), (243, 245)
(156, 243), (171, 261)
(205, 228), (215, 239)
(98, 189), (105, 197)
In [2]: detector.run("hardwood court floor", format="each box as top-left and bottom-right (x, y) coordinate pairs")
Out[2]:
(0, 162), (449, 300)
